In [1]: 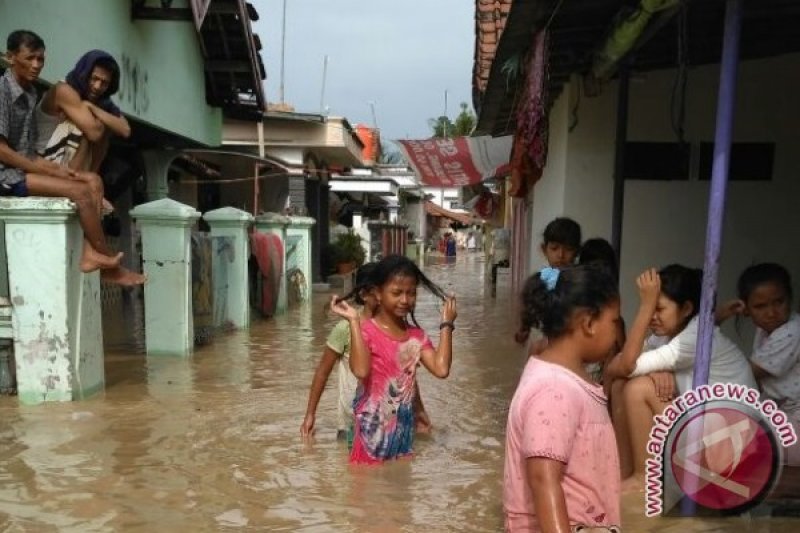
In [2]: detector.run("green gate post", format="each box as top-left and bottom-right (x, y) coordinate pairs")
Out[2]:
(0, 198), (104, 404)
(203, 207), (254, 329)
(286, 216), (316, 304)
(131, 198), (200, 356)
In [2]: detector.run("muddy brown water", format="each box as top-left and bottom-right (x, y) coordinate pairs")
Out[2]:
(0, 256), (798, 531)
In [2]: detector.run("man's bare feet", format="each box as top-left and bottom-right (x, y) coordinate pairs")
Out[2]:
(101, 267), (147, 287)
(80, 242), (123, 273)
(621, 474), (646, 494)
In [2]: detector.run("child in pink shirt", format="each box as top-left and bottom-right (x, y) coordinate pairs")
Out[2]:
(504, 266), (621, 532)
(331, 255), (457, 465)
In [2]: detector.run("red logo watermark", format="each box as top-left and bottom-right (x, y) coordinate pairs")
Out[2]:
(670, 405), (778, 511)
(644, 384), (795, 517)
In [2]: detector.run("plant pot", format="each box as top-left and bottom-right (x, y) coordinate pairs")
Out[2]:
(336, 261), (357, 275)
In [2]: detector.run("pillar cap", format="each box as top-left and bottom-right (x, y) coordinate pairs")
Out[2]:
(287, 215), (316, 228)
(0, 197), (76, 222)
(131, 198), (201, 223)
(203, 207), (255, 224)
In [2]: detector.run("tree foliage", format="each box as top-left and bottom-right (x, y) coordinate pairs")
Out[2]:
(429, 102), (476, 138)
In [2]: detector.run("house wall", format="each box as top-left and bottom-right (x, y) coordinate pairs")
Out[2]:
(225, 119), (327, 150)
(531, 52), (800, 337)
(402, 198), (426, 241)
(528, 85), (571, 269)
(621, 52), (800, 330)
(423, 187), (462, 211)
(218, 176), (289, 215)
(0, 0), (222, 145)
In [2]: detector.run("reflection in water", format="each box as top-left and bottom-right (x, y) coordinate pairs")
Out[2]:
(0, 255), (797, 531)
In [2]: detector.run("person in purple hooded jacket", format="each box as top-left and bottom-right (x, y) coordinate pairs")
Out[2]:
(32, 49), (144, 286)
(35, 51), (130, 208)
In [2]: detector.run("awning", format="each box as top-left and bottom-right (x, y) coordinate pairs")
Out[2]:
(424, 201), (474, 225)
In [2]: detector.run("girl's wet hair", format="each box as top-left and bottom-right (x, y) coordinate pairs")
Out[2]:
(737, 262), (793, 302)
(518, 264), (619, 340)
(578, 238), (618, 282)
(372, 255), (447, 327)
(543, 217), (582, 249)
(335, 262), (377, 306)
(659, 264), (703, 325)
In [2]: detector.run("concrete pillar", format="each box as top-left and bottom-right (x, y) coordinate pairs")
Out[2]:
(0, 198), (104, 404)
(286, 216), (316, 303)
(254, 212), (290, 314)
(130, 198), (200, 356)
(203, 207), (254, 329)
(142, 149), (179, 201)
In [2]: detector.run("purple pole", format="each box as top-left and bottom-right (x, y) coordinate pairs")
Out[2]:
(692, 0), (742, 389)
(679, 0), (742, 517)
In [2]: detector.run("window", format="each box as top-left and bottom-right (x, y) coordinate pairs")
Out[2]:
(698, 142), (775, 181)
(623, 142), (690, 181)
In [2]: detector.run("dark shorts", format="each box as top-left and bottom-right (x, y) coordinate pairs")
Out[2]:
(0, 180), (29, 197)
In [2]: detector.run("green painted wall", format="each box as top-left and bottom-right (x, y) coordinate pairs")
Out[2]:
(0, 0), (222, 146)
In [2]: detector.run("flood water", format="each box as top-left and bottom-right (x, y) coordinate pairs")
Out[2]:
(0, 255), (799, 531)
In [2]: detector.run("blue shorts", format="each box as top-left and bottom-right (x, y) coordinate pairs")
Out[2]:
(0, 180), (29, 197)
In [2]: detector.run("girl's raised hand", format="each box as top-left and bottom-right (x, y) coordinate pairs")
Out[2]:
(441, 295), (457, 322)
(714, 298), (745, 324)
(637, 268), (661, 309)
(330, 295), (359, 321)
(717, 299), (746, 323)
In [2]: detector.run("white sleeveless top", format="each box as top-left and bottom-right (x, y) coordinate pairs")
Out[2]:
(34, 98), (83, 164)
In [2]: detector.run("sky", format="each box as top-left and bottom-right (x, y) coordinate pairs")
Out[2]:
(251, 0), (475, 141)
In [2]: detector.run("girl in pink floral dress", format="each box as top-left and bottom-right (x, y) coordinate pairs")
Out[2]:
(331, 255), (457, 465)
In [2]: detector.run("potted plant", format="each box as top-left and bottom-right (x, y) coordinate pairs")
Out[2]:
(331, 231), (366, 274)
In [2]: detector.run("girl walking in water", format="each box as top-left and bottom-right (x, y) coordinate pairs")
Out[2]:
(330, 255), (456, 465)
(504, 265), (621, 532)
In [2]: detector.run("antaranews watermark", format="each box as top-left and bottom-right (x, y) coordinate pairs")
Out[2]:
(644, 383), (797, 517)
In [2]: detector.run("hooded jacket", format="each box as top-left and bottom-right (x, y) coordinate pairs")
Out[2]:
(65, 50), (122, 117)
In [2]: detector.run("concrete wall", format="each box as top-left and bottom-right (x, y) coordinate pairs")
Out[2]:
(530, 52), (800, 337)
(224, 117), (362, 163)
(0, 0), (221, 145)
(225, 119), (326, 149)
(620, 52), (800, 329)
(423, 187), (461, 211)
(529, 85), (570, 270)
(402, 197), (426, 240)
(218, 176), (289, 216)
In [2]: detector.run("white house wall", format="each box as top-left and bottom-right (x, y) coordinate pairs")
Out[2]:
(621, 52), (800, 333)
(528, 84), (572, 270)
(532, 51), (800, 337)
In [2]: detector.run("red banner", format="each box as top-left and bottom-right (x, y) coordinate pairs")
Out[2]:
(396, 136), (512, 188)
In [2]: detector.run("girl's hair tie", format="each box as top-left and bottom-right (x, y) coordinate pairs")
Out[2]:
(540, 267), (560, 292)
